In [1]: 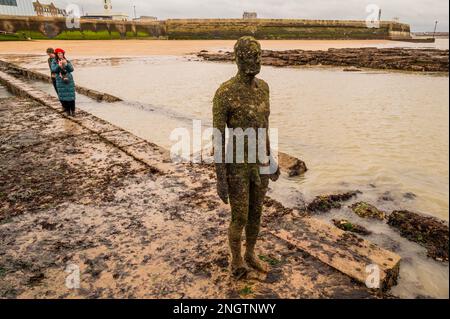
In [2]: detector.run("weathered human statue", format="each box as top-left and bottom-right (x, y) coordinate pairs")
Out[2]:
(213, 36), (280, 278)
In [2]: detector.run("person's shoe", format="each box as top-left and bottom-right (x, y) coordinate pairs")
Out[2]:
(245, 253), (269, 273)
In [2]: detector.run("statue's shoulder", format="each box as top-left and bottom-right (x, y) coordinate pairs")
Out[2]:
(255, 78), (270, 92)
(214, 77), (237, 99)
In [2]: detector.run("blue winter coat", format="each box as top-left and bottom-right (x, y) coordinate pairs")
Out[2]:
(51, 60), (76, 101)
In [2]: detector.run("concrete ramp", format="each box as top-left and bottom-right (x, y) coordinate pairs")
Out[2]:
(270, 216), (401, 291)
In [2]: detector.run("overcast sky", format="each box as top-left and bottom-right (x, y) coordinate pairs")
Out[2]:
(52, 0), (449, 31)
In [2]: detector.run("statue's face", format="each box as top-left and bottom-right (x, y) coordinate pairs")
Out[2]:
(236, 42), (262, 76)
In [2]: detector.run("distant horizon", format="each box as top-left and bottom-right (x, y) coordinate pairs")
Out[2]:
(45, 0), (448, 32)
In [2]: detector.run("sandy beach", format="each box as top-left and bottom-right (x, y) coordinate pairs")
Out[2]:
(0, 39), (402, 56)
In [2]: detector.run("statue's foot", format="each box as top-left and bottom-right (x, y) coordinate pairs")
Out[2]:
(231, 260), (249, 280)
(245, 253), (269, 273)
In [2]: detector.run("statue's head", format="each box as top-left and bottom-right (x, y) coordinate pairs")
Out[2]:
(234, 36), (262, 77)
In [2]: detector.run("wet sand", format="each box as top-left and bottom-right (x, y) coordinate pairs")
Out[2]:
(0, 39), (408, 57)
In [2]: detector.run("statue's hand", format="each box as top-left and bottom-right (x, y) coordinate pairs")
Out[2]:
(270, 165), (281, 182)
(217, 180), (229, 204)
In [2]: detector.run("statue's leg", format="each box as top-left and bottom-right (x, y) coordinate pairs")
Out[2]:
(227, 165), (250, 278)
(245, 174), (270, 272)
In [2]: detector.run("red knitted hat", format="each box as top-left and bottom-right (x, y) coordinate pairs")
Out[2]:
(54, 48), (65, 54)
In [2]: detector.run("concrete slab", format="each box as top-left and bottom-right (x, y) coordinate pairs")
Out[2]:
(270, 216), (401, 291)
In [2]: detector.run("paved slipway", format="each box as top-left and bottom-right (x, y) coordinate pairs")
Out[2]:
(0, 72), (400, 299)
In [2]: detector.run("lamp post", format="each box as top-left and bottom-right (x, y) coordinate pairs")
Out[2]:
(433, 20), (439, 39)
(133, 5), (137, 20)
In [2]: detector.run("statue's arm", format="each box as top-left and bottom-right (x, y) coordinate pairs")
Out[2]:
(266, 122), (280, 182)
(263, 84), (280, 182)
(213, 89), (229, 203)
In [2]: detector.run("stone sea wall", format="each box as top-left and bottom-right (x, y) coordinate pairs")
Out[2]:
(0, 16), (166, 40)
(0, 16), (410, 40)
(166, 19), (411, 40)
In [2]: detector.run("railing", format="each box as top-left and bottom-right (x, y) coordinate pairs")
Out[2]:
(0, 30), (17, 35)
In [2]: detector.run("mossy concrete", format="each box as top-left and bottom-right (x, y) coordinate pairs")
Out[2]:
(1, 16), (410, 41)
(166, 19), (410, 40)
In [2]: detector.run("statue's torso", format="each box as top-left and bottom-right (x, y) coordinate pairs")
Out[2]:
(216, 77), (271, 166)
(222, 77), (270, 130)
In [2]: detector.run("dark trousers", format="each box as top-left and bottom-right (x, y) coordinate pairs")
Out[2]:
(52, 77), (58, 93)
(61, 100), (76, 116)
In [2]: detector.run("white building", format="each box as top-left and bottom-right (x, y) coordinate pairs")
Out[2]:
(83, 0), (129, 21)
(0, 0), (35, 16)
(133, 16), (157, 22)
(243, 12), (257, 19)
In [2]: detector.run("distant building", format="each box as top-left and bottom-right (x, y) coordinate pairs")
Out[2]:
(243, 11), (257, 19)
(33, 1), (66, 17)
(82, 0), (129, 21)
(133, 16), (157, 22)
(0, 0), (35, 16)
(82, 13), (128, 21)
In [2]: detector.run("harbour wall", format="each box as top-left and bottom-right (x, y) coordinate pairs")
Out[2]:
(0, 16), (411, 41)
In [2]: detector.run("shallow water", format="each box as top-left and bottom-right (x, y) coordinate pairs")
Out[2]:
(33, 56), (449, 220)
(20, 52), (449, 299)
(0, 84), (12, 98)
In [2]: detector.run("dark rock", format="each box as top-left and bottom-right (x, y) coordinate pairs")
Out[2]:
(332, 219), (372, 236)
(380, 191), (394, 202)
(198, 48), (449, 73)
(350, 202), (386, 220)
(278, 152), (308, 177)
(388, 210), (449, 262)
(307, 191), (361, 213)
(403, 192), (417, 200)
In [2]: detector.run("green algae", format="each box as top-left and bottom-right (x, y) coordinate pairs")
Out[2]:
(350, 202), (386, 220)
(258, 255), (281, 266)
(239, 286), (253, 296)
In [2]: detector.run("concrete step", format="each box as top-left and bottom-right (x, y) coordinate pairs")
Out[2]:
(270, 216), (401, 291)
